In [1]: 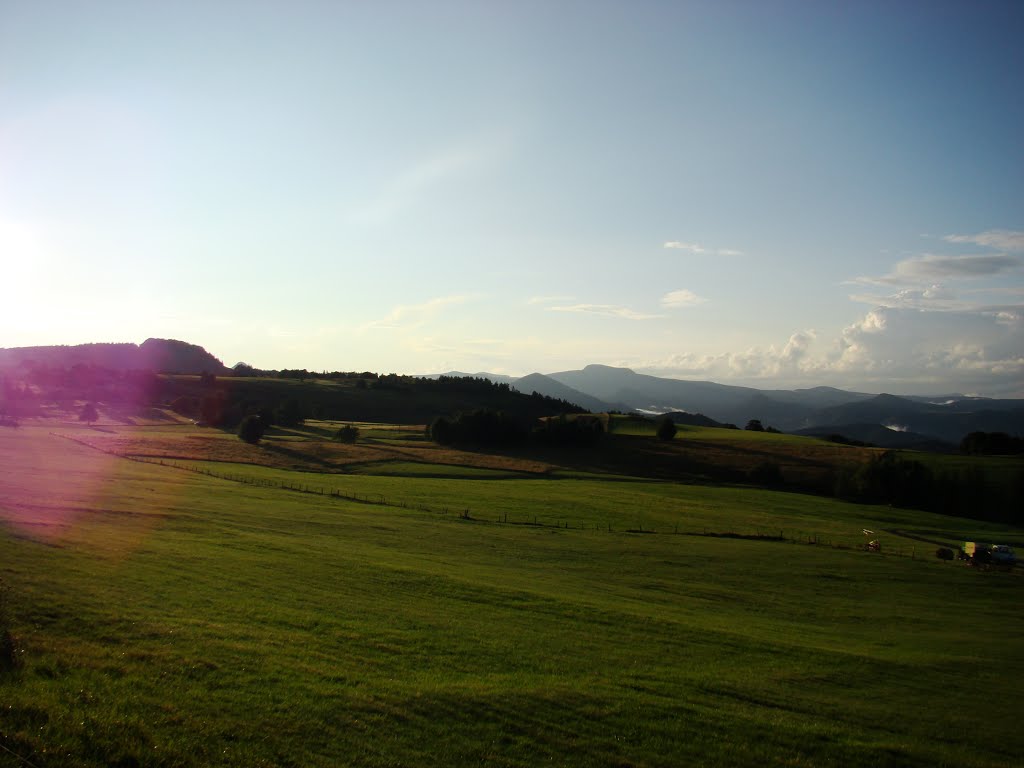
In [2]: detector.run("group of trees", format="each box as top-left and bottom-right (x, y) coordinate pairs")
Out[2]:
(172, 393), (306, 432)
(960, 431), (1024, 455)
(834, 450), (1023, 524)
(533, 415), (605, 446)
(428, 409), (528, 447)
(428, 410), (606, 449)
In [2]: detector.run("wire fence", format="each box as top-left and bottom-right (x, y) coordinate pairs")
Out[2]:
(50, 432), (945, 559)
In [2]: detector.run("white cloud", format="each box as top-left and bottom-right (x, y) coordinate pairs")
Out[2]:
(849, 283), (966, 310)
(528, 295), (575, 305)
(634, 306), (1024, 395)
(548, 303), (663, 321)
(637, 330), (821, 382)
(855, 253), (1021, 286)
(943, 229), (1024, 252)
(664, 241), (706, 254)
(358, 295), (471, 333)
(661, 289), (707, 308)
(830, 307), (1024, 392)
(664, 240), (743, 256)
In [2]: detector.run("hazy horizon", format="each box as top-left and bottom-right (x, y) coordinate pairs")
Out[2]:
(2, 2), (1022, 396)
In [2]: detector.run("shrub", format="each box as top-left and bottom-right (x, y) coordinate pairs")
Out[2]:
(656, 417), (677, 441)
(237, 414), (266, 444)
(79, 402), (99, 424)
(936, 548), (955, 561)
(335, 424), (359, 443)
(428, 416), (453, 445)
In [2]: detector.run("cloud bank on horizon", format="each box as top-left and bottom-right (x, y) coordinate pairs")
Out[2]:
(0, 2), (1021, 396)
(635, 228), (1024, 395)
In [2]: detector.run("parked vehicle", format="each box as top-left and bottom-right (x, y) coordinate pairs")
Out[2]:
(959, 542), (1017, 567)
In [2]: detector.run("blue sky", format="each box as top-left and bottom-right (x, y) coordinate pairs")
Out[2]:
(2, 1), (1022, 394)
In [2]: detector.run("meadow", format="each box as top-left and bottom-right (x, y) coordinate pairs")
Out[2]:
(1, 417), (1022, 767)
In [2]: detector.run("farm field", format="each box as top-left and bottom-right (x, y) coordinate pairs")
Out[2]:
(1, 422), (1023, 767)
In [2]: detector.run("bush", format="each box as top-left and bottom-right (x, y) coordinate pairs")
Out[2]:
(335, 424), (359, 443)
(237, 414), (266, 444)
(79, 402), (99, 424)
(656, 417), (677, 441)
(428, 416), (453, 445)
(936, 548), (955, 561)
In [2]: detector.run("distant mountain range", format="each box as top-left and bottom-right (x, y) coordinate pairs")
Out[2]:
(435, 363), (1024, 448)
(2, 341), (1021, 449)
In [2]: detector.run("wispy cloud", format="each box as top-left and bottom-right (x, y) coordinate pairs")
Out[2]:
(358, 295), (471, 333)
(944, 229), (1024, 252)
(849, 284), (965, 311)
(664, 241), (743, 256)
(661, 288), (707, 308)
(348, 131), (513, 225)
(528, 295), (575, 305)
(854, 253), (1021, 286)
(548, 303), (663, 320)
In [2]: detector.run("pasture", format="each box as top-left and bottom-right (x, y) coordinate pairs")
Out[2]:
(1, 420), (1022, 767)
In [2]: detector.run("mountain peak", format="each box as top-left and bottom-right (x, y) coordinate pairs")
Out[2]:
(582, 364), (635, 374)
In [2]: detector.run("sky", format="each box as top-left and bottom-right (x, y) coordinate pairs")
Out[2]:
(1, 1), (1022, 396)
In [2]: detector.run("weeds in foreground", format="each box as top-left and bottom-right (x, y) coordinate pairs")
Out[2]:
(0, 579), (21, 675)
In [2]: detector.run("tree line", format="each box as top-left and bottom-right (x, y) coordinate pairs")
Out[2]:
(428, 410), (605, 448)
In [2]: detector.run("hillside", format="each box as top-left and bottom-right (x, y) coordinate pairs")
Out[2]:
(538, 365), (1024, 441)
(0, 338), (230, 375)
(3, 338), (1022, 443)
(511, 372), (612, 413)
(793, 423), (956, 452)
(2, 420), (1022, 767)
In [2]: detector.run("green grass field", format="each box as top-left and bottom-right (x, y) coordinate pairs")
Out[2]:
(1, 423), (1022, 767)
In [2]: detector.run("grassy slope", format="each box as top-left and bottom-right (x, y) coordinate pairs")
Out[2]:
(1, 426), (1022, 767)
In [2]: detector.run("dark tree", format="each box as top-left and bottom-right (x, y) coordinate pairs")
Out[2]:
(200, 395), (225, 426)
(749, 461), (783, 486)
(79, 402), (99, 425)
(428, 416), (453, 445)
(335, 424), (359, 443)
(237, 414), (266, 444)
(961, 431), (1024, 455)
(275, 398), (305, 427)
(745, 419), (764, 432)
(848, 451), (932, 507)
(533, 415), (604, 446)
(656, 417), (677, 441)
(427, 409), (526, 447)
